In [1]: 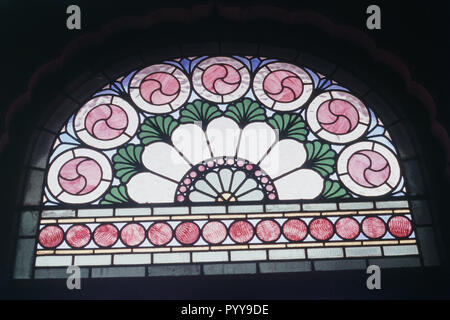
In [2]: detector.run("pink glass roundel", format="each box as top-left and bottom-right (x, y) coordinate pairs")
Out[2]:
(309, 218), (334, 241)
(253, 61), (312, 111)
(93, 224), (118, 247)
(73, 96), (139, 149)
(39, 225), (64, 248)
(148, 222), (173, 246)
(388, 216), (412, 238)
(120, 223), (146, 247)
(306, 91), (370, 143)
(140, 72), (180, 105)
(362, 217), (386, 239)
(202, 221), (227, 244)
(335, 217), (360, 240)
(282, 219), (308, 241)
(58, 157), (102, 195)
(130, 64), (190, 113)
(317, 99), (359, 134)
(263, 70), (303, 102)
(192, 57), (249, 103)
(175, 222), (200, 245)
(202, 64), (241, 95)
(85, 104), (128, 140)
(348, 150), (391, 188)
(256, 220), (281, 242)
(229, 220), (254, 243)
(66, 225), (91, 248)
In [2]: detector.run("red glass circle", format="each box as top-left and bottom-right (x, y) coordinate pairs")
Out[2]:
(229, 220), (254, 243)
(309, 218), (334, 241)
(66, 225), (91, 248)
(39, 225), (64, 248)
(175, 222), (200, 245)
(120, 223), (146, 247)
(148, 222), (173, 246)
(362, 217), (386, 239)
(94, 224), (118, 247)
(256, 220), (281, 242)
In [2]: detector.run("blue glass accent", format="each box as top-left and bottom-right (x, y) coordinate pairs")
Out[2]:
(247, 57), (278, 72)
(111, 81), (124, 93)
(59, 132), (79, 145)
(49, 115), (80, 162)
(93, 89), (119, 97)
(44, 187), (59, 204)
(164, 60), (185, 72)
(122, 70), (137, 93)
(259, 58), (277, 68)
(49, 144), (77, 162)
(180, 59), (191, 73)
(66, 116), (77, 137)
(367, 126), (385, 137)
(392, 177), (405, 194)
(368, 108), (378, 131)
(323, 84), (350, 92)
(304, 68), (320, 88)
(250, 57), (261, 72)
(318, 79), (332, 90)
(368, 136), (397, 154)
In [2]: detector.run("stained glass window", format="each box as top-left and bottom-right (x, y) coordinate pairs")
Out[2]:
(15, 55), (428, 279)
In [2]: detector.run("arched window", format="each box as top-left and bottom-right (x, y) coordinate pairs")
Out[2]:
(14, 54), (432, 279)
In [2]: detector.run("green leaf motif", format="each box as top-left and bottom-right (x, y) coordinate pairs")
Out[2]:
(112, 144), (144, 183)
(101, 185), (130, 204)
(138, 115), (178, 145)
(224, 98), (266, 128)
(180, 100), (222, 129)
(305, 141), (336, 177)
(268, 113), (308, 141)
(322, 180), (351, 199)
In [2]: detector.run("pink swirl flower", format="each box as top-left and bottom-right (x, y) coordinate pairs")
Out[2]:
(317, 99), (359, 134)
(348, 150), (390, 187)
(140, 72), (180, 105)
(85, 104), (128, 140)
(202, 64), (241, 95)
(58, 157), (102, 195)
(263, 70), (303, 102)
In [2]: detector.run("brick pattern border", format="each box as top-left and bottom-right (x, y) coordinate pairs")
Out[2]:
(13, 200), (439, 279)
